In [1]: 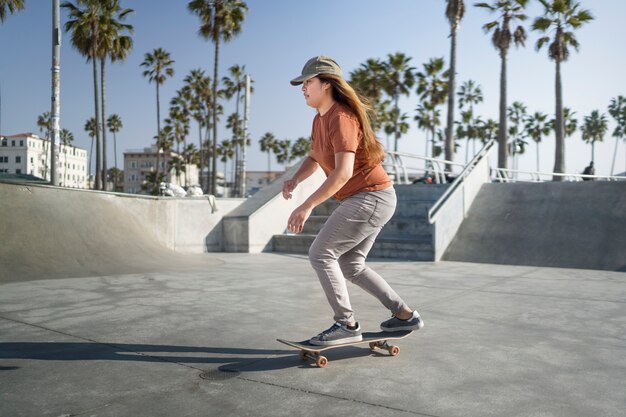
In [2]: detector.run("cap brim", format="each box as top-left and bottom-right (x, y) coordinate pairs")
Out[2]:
(290, 73), (317, 86)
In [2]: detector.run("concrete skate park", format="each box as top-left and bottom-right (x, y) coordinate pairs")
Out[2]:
(1, 155), (625, 417)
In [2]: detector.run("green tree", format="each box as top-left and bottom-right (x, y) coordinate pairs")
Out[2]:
(581, 110), (608, 164)
(187, 0), (249, 195)
(62, 0), (105, 189)
(445, 0), (465, 166)
(106, 113), (123, 172)
(608, 96), (626, 175)
(184, 69), (212, 191)
(416, 57), (449, 160)
(291, 137), (311, 159)
(59, 129), (74, 186)
(380, 52), (415, 152)
(84, 117), (97, 185)
(475, 0), (528, 170)
(259, 132), (277, 173)
(525, 111), (551, 171)
(457, 80), (484, 160)
(141, 48), (175, 181)
(96, 0), (133, 189)
(36, 112), (52, 180)
(507, 101), (529, 172)
(0, 0), (24, 23)
(532, 0), (593, 180)
(350, 58), (387, 132)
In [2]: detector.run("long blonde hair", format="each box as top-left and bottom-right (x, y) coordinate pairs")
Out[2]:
(318, 74), (385, 166)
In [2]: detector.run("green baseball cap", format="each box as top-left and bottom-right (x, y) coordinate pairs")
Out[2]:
(290, 56), (343, 86)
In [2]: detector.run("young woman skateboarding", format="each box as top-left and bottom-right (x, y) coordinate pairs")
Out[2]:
(283, 56), (424, 346)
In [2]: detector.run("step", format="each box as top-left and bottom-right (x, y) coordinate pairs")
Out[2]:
(273, 234), (433, 261)
(394, 184), (448, 201)
(302, 215), (329, 235)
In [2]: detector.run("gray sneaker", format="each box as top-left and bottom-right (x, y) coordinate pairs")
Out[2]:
(309, 322), (363, 346)
(380, 311), (424, 332)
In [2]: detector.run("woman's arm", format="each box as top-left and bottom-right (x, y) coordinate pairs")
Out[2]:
(282, 156), (320, 200)
(287, 152), (354, 234)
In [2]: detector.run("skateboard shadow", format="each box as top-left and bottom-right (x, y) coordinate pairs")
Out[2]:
(0, 341), (396, 373)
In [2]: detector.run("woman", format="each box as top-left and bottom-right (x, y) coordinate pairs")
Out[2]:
(283, 56), (424, 346)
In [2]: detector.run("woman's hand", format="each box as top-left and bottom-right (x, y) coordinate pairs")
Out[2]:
(282, 178), (298, 200)
(287, 203), (313, 234)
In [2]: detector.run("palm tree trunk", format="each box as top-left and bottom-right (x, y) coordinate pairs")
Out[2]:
(100, 59), (107, 191)
(198, 123), (203, 190)
(498, 50), (508, 170)
(156, 82), (161, 182)
(446, 24), (457, 172)
(591, 141), (595, 163)
(610, 136), (619, 175)
(553, 59), (565, 181)
(536, 141), (540, 172)
(267, 151), (271, 173)
(113, 132), (118, 171)
(89, 136), (94, 182)
(92, 56), (101, 190)
(393, 92), (400, 152)
(211, 36), (220, 196)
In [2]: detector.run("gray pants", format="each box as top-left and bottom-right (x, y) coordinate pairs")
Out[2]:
(309, 187), (409, 325)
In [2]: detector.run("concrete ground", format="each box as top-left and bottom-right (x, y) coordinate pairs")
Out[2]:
(1, 253), (624, 417)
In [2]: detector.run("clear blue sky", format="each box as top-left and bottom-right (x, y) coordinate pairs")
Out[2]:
(1, 0), (625, 176)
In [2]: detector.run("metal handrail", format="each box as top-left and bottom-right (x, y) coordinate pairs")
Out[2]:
(428, 139), (496, 224)
(492, 167), (625, 182)
(384, 151), (465, 185)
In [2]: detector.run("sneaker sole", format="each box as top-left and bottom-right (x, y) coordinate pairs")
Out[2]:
(309, 335), (363, 346)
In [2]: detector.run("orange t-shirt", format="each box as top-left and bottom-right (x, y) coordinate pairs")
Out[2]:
(310, 102), (392, 201)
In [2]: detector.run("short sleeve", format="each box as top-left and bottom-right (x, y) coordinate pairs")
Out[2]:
(329, 114), (360, 153)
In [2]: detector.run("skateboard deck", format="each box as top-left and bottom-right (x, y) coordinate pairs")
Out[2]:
(277, 330), (413, 368)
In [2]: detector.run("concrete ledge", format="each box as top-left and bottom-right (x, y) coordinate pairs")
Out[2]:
(223, 159), (326, 253)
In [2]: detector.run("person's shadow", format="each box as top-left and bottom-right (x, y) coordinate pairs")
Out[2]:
(0, 341), (378, 374)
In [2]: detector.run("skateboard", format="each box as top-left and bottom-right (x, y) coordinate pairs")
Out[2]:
(277, 330), (413, 368)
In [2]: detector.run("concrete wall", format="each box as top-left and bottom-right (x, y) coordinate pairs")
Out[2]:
(443, 181), (626, 271)
(109, 194), (244, 253)
(0, 182), (232, 281)
(223, 159), (326, 253)
(431, 143), (494, 261)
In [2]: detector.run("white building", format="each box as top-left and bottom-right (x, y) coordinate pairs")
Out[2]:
(245, 171), (283, 195)
(0, 133), (88, 188)
(124, 146), (199, 194)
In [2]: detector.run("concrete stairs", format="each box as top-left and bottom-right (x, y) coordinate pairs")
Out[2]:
(272, 184), (448, 260)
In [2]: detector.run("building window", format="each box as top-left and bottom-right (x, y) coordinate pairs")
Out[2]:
(31, 157), (34, 163)
(16, 156), (21, 163)
(20, 140), (24, 146)
(16, 169), (21, 174)
(131, 161), (137, 169)
(1, 140), (6, 147)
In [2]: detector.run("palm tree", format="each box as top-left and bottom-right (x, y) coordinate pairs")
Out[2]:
(96, 0), (133, 190)
(350, 58), (387, 132)
(475, 0), (528, 170)
(416, 58), (449, 161)
(36, 112), (52, 180)
(608, 96), (626, 175)
(275, 139), (293, 168)
(525, 111), (551, 171)
(581, 110), (608, 164)
(532, 0), (593, 180)
(62, 0), (104, 189)
(184, 69), (211, 191)
(445, 0), (465, 167)
(380, 53), (415, 152)
(291, 137), (311, 160)
(84, 117), (97, 186)
(217, 139), (234, 193)
(141, 48), (175, 181)
(507, 101), (528, 173)
(457, 80), (484, 159)
(0, 0), (25, 23)
(187, 0), (249, 195)
(60, 129), (74, 186)
(415, 102), (441, 159)
(259, 132), (277, 174)
(106, 113), (122, 172)
(478, 118), (499, 144)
